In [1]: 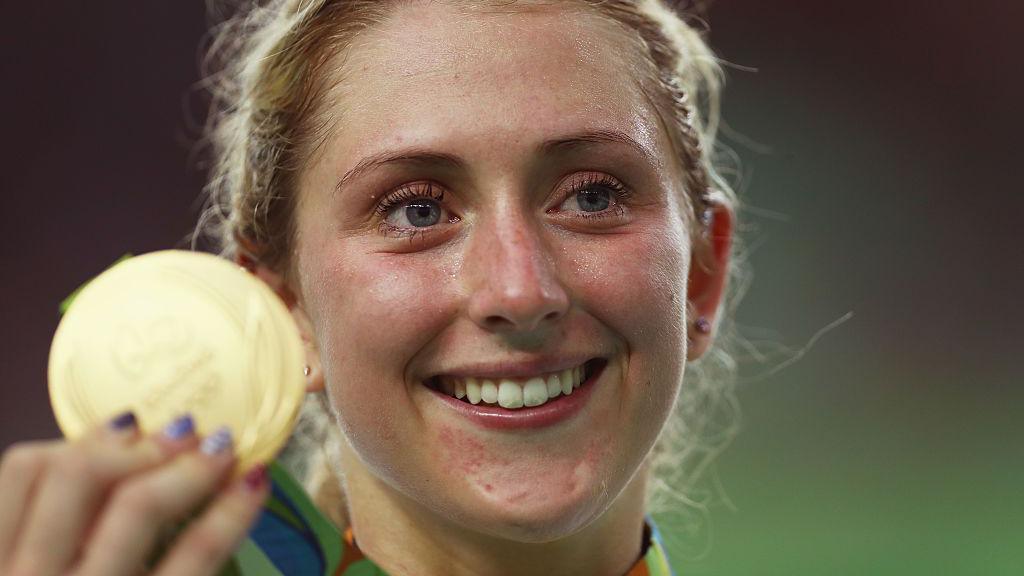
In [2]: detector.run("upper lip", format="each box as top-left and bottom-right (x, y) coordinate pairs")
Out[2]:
(426, 355), (599, 381)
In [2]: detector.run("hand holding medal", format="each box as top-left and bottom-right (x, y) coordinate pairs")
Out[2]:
(48, 250), (306, 475)
(0, 250), (305, 575)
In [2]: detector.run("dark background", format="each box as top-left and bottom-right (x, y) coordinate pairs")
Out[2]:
(2, 2), (1021, 574)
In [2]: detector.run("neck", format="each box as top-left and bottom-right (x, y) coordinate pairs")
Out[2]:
(338, 441), (649, 576)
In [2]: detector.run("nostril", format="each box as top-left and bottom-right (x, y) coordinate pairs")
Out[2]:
(484, 311), (560, 331)
(485, 315), (515, 329)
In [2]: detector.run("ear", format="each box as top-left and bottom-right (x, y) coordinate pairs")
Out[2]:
(237, 253), (325, 393)
(686, 201), (734, 361)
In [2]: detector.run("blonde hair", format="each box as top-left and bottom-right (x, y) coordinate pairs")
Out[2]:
(195, 0), (743, 542)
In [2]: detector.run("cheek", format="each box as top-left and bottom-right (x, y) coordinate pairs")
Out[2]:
(305, 243), (458, 368)
(566, 223), (689, 347)
(299, 240), (460, 444)
(564, 220), (690, 425)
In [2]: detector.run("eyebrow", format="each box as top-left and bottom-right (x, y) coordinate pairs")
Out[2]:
(333, 129), (655, 196)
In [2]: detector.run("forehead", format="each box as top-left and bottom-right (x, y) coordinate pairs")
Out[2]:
(314, 1), (666, 173)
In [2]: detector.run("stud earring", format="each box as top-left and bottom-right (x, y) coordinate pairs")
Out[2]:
(694, 316), (711, 334)
(303, 364), (312, 378)
(687, 316), (710, 359)
(699, 206), (713, 227)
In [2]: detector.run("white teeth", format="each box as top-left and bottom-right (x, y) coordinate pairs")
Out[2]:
(466, 378), (482, 404)
(434, 363), (596, 409)
(546, 374), (561, 398)
(498, 380), (524, 409)
(561, 368), (573, 395)
(523, 378), (548, 407)
(480, 380), (498, 404)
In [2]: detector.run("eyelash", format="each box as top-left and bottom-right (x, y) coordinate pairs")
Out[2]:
(374, 181), (445, 216)
(560, 173), (632, 220)
(375, 182), (449, 240)
(374, 173), (632, 239)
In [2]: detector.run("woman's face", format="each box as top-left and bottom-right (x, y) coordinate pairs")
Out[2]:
(293, 2), (692, 540)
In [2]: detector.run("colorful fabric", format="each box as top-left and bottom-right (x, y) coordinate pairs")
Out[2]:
(226, 463), (678, 576)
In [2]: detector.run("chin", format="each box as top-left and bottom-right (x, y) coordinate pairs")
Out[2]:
(459, 495), (608, 544)
(435, 461), (626, 544)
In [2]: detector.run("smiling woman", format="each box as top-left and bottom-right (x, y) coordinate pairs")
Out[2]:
(0, 1), (741, 573)
(195, 0), (741, 574)
(0, 1), (740, 575)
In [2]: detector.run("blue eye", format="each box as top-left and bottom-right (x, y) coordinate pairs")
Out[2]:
(378, 182), (451, 231)
(401, 200), (442, 227)
(557, 173), (628, 215)
(572, 189), (612, 212)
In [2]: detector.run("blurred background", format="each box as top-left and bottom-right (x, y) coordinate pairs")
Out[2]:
(1, 2), (1020, 574)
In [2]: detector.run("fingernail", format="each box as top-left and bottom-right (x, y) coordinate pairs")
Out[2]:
(243, 464), (268, 491)
(108, 410), (137, 431)
(163, 414), (195, 440)
(200, 426), (233, 455)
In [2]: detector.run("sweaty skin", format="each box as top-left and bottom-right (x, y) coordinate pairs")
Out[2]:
(281, 3), (712, 576)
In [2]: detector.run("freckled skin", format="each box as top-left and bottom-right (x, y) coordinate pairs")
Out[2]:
(291, 1), (695, 556)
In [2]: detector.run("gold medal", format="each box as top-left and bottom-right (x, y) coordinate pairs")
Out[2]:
(48, 250), (305, 474)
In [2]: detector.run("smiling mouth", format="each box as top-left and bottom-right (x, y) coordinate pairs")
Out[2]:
(424, 358), (606, 410)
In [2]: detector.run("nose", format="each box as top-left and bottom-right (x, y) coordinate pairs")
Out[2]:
(464, 209), (570, 334)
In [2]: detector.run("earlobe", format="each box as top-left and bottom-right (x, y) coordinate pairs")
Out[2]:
(291, 301), (326, 394)
(235, 253), (325, 393)
(686, 202), (734, 361)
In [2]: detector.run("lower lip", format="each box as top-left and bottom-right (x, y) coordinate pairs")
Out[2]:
(427, 362), (606, 430)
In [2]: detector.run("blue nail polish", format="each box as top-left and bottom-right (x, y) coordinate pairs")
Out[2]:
(163, 414), (195, 440)
(108, 411), (137, 431)
(200, 426), (233, 455)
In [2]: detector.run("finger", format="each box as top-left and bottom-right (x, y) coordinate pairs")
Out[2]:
(0, 440), (62, 566)
(75, 426), (236, 576)
(9, 413), (196, 576)
(151, 464), (270, 576)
